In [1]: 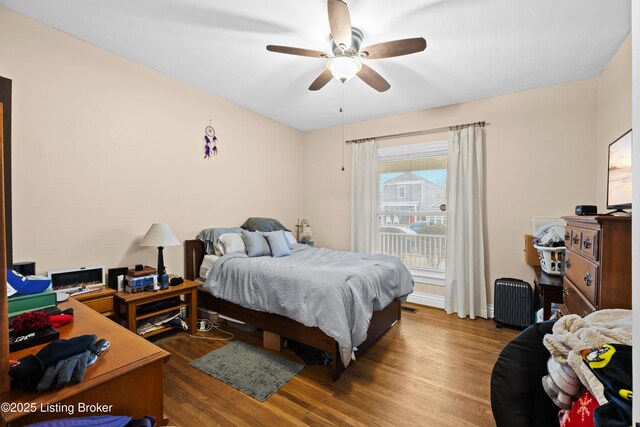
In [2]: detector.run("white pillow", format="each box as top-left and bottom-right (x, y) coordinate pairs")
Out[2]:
(284, 231), (297, 247)
(218, 233), (247, 254)
(214, 242), (225, 256)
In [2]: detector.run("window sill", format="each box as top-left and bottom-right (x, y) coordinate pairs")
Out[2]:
(409, 268), (445, 286)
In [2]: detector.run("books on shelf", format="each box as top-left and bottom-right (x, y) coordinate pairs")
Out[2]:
(127, 266), (157, 277)
(137, 312), (181, 335)
(124, 273), (158, 293)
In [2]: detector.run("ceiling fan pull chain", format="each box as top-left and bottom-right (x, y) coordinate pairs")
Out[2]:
(341, 83), (345, 171)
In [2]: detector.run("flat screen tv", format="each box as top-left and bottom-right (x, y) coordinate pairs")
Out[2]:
(607, 129), (632, 210)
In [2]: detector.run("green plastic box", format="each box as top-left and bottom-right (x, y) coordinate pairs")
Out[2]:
(8, 288), (57, 317)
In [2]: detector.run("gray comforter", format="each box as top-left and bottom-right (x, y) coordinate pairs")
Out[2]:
(202, 245), (414, 366)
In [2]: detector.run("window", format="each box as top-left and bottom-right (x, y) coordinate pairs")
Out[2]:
(378, 141), (447, 285)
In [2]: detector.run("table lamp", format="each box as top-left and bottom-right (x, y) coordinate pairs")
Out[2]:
(296, 219), (312, 243)
(139, 224), (180, 281)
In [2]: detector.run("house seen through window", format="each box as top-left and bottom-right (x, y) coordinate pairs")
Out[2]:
(378, 142), (447, 283)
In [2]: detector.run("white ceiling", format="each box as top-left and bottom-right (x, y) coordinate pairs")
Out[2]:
(0, 0), (631, 131)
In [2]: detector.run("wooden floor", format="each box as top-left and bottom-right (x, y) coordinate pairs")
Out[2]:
(153, 304), (519, 427)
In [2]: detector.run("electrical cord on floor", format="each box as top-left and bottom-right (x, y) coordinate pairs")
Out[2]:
(190, 318), (234, 341)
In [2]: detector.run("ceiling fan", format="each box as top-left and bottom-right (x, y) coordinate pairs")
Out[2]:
(266, 0), (427, 92)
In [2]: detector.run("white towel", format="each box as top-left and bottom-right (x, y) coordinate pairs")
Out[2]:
(543, 309), (631, 403)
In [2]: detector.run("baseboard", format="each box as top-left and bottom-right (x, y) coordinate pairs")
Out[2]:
(406, 292), (495, 319)
(406, 292), (444, 309)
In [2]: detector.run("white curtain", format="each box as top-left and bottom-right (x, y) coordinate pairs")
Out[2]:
(445, 126), (488, 319)
(351, 139), (380, 253)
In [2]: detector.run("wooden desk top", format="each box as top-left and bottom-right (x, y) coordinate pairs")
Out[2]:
(114, 279), (198, 304)
(0, 299), (170, 423)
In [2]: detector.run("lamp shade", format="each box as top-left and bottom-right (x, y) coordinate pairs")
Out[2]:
(139, 223), (180, 247)
(327, 57), (362, 82)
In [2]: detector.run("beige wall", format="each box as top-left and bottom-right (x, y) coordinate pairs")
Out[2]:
(597, 35), (632, 209)
(0, 8), (304, 275)
(303, 79), (601, 300)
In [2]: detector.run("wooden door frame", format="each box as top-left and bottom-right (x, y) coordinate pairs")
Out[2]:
(0, 102), (8, 393)
(0, 77), (11, 268)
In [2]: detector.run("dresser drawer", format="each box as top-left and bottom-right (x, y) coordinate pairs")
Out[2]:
(569, 227), (582, 251)
(564, 227), (572, 246)
(564, 250), (598, 305)
(563, 277), (596, 317)
(579, 228), (599, 261)
(82, 296), (114, 315)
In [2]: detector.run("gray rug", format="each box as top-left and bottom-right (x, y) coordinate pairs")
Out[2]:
(189, 341), (303, 402)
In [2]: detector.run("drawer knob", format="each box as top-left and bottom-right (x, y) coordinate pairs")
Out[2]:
(583, 236), (591, 249)
(572, 235), (580, 244)
(566, 257), (572, 268)
(584, 272), (592, 286)
(562, 287), (569, 300)
(564, 232), (570, 241)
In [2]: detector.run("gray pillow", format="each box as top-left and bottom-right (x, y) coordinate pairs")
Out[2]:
(197, 227), (244, 255)
(241, 230), (271, 257)
(263, 231), (292, 258)
(241, 217), (290, 232)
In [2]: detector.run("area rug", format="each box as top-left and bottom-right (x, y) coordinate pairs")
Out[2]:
(189, 341), (303, 402)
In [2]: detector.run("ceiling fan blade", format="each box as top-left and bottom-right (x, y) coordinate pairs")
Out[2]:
(309, 69), (334, 91)
(357, 64), (390, 92)
(266, 45), (329, 58)
(360, 38), (427, 59)
(328, 0), (352, 50)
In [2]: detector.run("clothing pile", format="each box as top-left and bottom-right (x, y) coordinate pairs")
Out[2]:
(541, 309), (632, 427)
(533, 223), (566, 247)
(9, 334), (110, 392)
(25, 415), (155, 427)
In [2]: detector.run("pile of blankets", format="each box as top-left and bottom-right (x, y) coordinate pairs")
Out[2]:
(542, 309), (632, 426)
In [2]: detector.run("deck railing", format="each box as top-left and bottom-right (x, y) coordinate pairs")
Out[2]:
(379, 232), (446, 270)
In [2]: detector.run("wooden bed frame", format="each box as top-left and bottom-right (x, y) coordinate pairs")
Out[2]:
(184, 239), (402, 380)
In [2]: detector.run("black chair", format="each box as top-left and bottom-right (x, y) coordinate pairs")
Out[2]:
(491, 320), (560, 427)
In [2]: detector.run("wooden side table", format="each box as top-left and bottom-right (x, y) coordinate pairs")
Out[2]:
(71, 287), (116, 317)
(532, 266), (564, 320)
(114, 279), (198, 337)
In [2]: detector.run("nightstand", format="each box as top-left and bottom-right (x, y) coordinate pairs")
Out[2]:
(114, 279), (198, 338)
(71, 286), (116, 317)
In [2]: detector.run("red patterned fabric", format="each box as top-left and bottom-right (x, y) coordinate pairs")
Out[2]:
(11, 311), (51, 333)
(562, 390), (598, 427)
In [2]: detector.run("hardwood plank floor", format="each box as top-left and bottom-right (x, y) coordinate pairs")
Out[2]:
(153, 304), (519, 427)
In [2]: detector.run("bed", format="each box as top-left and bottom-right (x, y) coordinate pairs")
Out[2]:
(185, 234), (413, 380)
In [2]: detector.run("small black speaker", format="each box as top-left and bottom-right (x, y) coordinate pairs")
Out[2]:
(13, 261), (36, 276)
(170, 277), (183, 286)
(575, 205), (597, 216)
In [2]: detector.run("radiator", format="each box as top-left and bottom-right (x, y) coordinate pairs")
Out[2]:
(493, 278), (534, 328)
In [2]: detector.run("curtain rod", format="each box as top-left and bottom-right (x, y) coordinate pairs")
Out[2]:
(345, 121), (487, 144)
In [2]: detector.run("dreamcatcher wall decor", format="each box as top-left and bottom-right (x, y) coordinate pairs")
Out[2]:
(203, 120), (219, 159)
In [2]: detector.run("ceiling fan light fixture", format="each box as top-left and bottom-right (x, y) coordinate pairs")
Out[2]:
(327, 57), (362, 82)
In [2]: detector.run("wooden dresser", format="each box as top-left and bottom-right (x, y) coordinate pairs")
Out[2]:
(560, 216), (631, 316)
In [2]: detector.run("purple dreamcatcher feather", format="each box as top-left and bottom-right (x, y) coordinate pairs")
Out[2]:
(204, 124), (218, 159)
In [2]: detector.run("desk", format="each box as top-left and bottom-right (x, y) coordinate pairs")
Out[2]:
(532, 266), (564, 320)
(0, 299), (170, 427)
